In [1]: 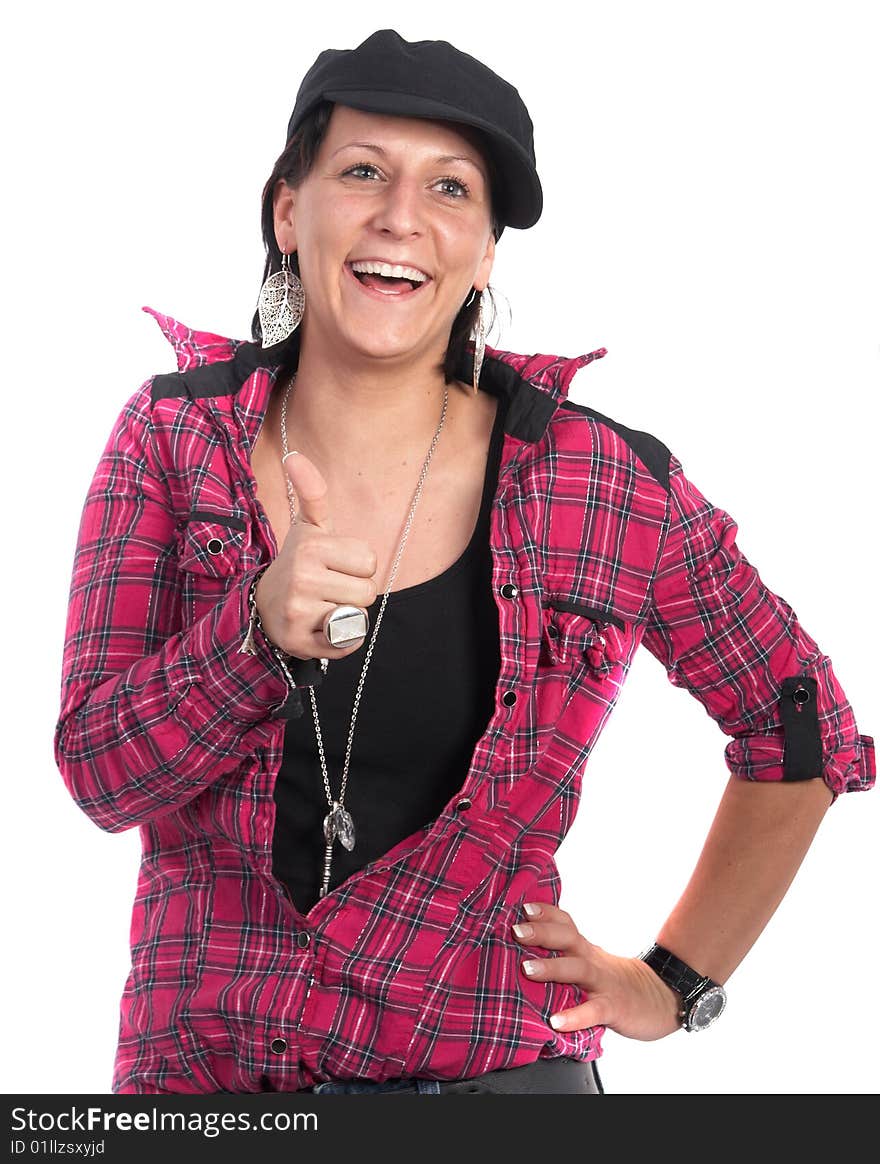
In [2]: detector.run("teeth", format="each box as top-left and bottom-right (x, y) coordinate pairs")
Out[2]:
(350, 260), (428, 283)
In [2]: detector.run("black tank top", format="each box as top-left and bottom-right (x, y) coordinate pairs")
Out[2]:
(271, 394), (507, 914)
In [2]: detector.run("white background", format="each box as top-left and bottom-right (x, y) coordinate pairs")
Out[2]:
(3, 0), (877, 1097)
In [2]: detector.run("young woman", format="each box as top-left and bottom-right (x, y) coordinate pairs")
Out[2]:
(54, 29), (874, 1095)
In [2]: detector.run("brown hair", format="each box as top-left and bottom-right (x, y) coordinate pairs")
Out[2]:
(251, 100), (501, 384)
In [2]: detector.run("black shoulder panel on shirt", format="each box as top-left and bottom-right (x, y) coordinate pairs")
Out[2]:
(466, 352), (559, 443)
(558, 399), (672, 492)
(149, 341), (284, 404)
(151, 361), (239, 403)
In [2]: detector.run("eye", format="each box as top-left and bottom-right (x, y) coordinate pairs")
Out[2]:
(343, 162), (382, 181)
(341, 163), (470, 199)
(435, 175), (470, 199)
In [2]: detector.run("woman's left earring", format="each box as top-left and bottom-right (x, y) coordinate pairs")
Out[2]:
(471, 290), (486, 395)
(259, 251), (305, 348)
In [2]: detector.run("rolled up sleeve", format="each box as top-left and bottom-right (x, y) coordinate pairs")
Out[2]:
(641, 453), (874, 799)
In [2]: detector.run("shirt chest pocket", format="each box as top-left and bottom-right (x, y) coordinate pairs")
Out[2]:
(176, 510), (260, 624)
(540, 598), (626, 679)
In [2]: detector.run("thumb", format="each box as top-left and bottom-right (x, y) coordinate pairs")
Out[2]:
(282, 451), (333, 532)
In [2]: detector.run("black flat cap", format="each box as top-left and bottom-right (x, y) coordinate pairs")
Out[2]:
(285, 28), (543, 233)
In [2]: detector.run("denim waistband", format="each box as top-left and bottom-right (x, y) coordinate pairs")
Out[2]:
(307, 1055), (603, 1095)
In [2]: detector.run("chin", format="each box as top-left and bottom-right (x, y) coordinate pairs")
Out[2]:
(341, 329), (435, 364)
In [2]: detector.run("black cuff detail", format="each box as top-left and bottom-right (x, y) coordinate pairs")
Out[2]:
(780, 674), (822, 780)
(287, 657), (325, 688)
(273, 687), (306, 720)
(270, 657), (325, 720)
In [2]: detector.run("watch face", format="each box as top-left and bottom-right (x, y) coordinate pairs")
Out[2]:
(687, 986), (727, 1031)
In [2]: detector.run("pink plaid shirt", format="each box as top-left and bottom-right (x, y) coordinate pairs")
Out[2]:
(54, 307), (874, 1094)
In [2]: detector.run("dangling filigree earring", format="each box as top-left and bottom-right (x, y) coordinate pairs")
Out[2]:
(258, 250), (305, 348)
(471, 289), (486, 395)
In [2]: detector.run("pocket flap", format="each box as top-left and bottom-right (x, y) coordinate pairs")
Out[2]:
(541, 597), (626, 669)
(178, 510), (249, 577)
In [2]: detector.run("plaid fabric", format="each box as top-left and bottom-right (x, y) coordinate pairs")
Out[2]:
(54, 307), (874, 1094)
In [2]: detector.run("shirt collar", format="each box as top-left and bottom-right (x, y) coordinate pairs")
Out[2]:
(143, 306), (607, 444)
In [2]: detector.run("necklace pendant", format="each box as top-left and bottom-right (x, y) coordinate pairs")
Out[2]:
(323, 802), (356, 852)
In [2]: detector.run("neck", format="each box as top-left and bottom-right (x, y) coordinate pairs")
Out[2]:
(277, 337), (464, 480)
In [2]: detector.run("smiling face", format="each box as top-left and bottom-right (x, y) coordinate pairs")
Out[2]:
(272, 104), (496, 370)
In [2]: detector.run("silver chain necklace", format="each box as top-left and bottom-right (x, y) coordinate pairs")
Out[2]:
(280, 372), (449, 899)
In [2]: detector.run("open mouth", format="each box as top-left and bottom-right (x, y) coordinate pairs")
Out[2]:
(345, 263), (430, 297)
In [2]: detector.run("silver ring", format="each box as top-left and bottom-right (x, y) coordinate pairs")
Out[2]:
(323, 605), (370, 647)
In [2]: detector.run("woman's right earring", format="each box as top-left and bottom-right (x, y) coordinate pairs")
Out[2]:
(258, 251), (306, 348)
(471, 291), (486, 395)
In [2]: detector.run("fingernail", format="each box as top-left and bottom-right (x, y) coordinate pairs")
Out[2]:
(522, 960), (541, 976)
(512, 923), (534, 939)
(523, 903), (542, 918)
(549, 1014), (566, 1029)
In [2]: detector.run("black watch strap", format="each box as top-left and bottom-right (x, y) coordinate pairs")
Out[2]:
(640, 943), (712, 1000)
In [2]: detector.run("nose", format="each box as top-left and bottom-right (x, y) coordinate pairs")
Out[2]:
(369, 176), (426, 239)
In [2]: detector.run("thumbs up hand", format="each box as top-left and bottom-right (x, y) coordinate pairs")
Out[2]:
(253, 452), (378, 661)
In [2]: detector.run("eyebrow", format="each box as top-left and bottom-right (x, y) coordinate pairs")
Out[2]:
(331, 141), (487, 177)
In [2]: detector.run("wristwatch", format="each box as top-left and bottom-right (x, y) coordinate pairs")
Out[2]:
(639, 943), (727, 1032)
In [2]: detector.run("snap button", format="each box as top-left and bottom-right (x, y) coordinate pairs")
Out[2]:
(502, 690), (517, 707)
(296, 931), (311, 948)
(206, 537), (224, 555)
(454, 797), (472, 813)
(792, 685), (811, 706)
(270, 1037), (288, 1054)
(500, 583), (519, 599)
